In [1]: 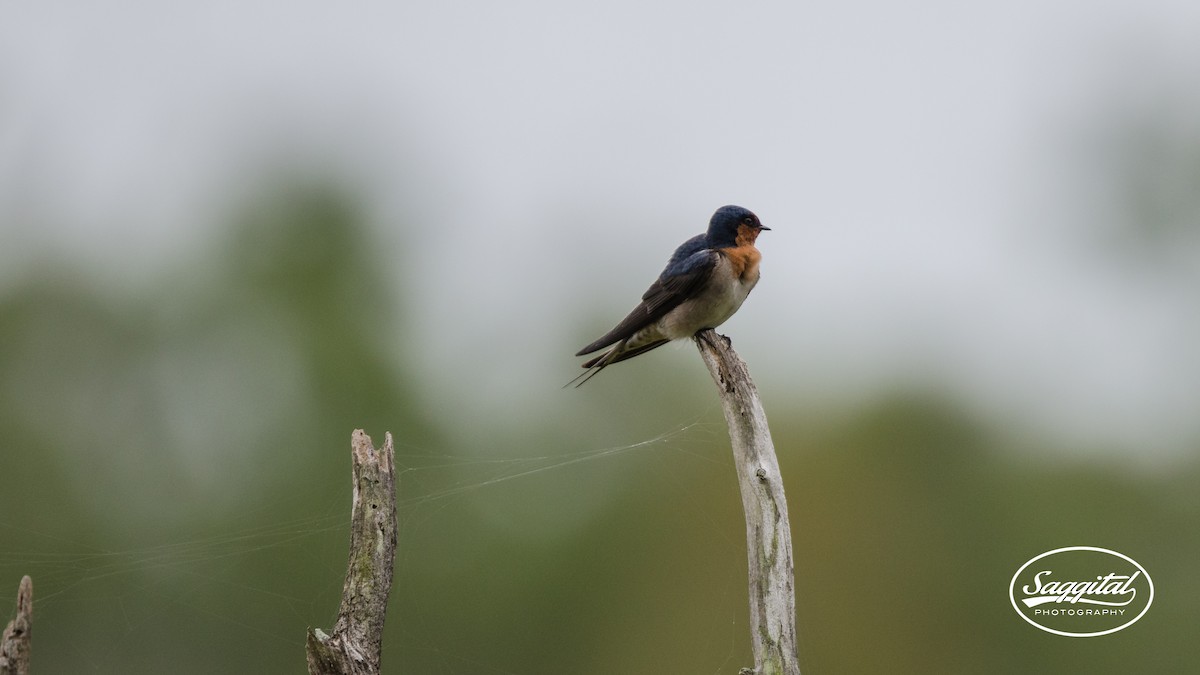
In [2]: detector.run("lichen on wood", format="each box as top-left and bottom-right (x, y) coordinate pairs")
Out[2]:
(306, 430), (398, 675)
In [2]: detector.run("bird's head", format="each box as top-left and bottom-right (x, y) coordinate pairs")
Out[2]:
(707, 205), (769, 247)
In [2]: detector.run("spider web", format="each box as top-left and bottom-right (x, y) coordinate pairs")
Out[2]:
(0, 413), (751, 673)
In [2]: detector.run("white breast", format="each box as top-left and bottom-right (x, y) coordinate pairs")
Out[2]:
(659, 255), (759, 340)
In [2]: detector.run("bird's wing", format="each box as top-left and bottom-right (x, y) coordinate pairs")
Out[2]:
(575, 248), (718, 356)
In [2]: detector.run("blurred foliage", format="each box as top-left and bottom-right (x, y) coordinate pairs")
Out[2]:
(1106, 106), (1200, 254)
(1, 182), (1197, 674)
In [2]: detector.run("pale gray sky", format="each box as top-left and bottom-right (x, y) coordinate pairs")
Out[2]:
(2, 1), (1199, 456)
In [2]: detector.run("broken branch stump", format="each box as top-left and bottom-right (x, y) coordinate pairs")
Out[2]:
(306, 430), (398, 675)
(0, 575), (32, 675)
(695, 330), (800, 675)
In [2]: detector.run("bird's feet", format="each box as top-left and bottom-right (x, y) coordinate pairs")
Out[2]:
(695, 328), (731, 350)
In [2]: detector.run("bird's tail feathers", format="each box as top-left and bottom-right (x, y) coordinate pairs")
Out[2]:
(564, 338), (670, 388)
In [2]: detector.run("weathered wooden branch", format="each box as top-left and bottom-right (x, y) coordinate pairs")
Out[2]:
(695, 330), (800, 675)
(0, 575), (32, 675)
(306, 430), (398, 675)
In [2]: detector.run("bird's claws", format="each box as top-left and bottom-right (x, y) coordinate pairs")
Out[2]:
(696, 329), (731, 350)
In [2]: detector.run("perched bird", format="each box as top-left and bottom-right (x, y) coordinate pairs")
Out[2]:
(570, 205), (769, 386)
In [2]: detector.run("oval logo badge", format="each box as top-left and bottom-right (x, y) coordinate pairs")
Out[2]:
(1009, 546), (1153, 637)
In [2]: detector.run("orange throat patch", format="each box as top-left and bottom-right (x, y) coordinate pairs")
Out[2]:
(725, 224), (764, 279)
(735, 223), (762, 247)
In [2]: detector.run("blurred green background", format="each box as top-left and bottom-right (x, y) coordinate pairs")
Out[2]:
(3, 2), (1199, 674)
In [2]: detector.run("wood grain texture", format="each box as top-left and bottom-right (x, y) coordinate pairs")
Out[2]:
(695, 330), (801, 675)
(0, 576), (32, 675)
(306, 430), (397, 675)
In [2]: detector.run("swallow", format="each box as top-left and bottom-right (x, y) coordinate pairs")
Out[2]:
(570, 205), (769, 386)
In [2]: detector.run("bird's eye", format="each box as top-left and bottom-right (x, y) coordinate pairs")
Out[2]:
(742, 216), (755, 225)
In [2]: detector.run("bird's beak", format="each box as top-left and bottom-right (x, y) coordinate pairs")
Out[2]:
(759, 225), (771, 231)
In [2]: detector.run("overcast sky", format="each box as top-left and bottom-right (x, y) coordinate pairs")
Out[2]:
(3, 1), (1199, 457)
